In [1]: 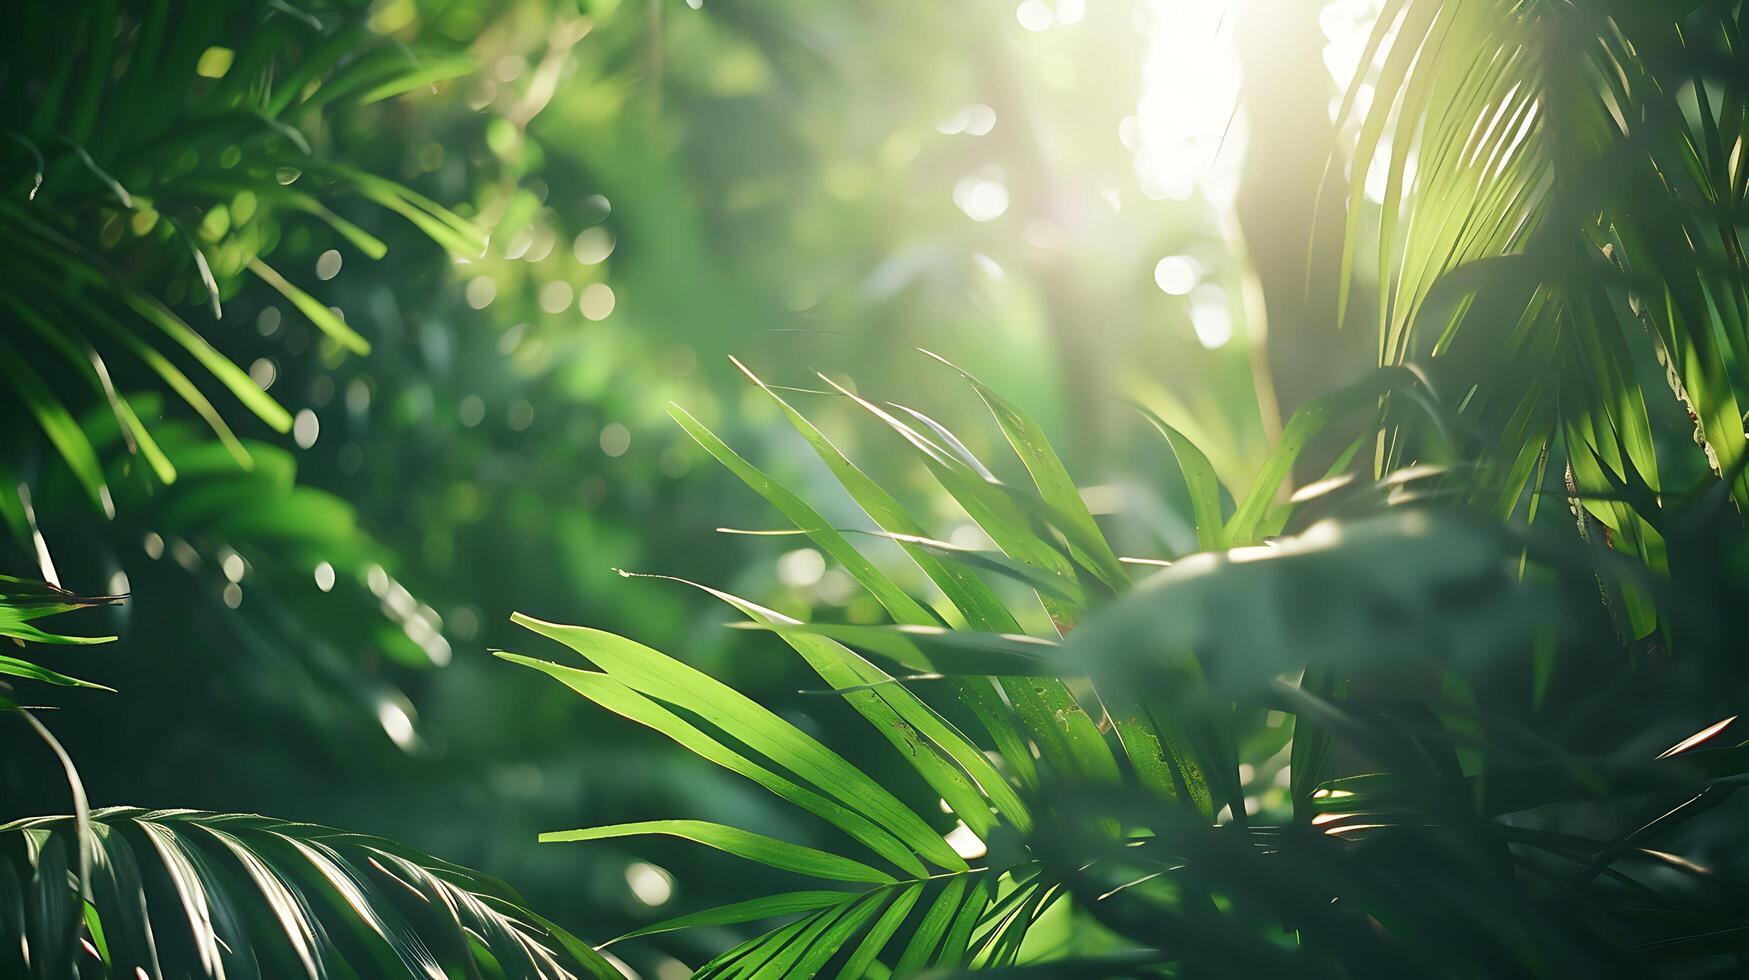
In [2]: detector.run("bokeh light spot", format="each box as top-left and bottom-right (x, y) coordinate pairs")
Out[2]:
(293, 409), (320, 449)
(579, 282), (616, 320)
(777, 548), (827, 587)
(1153, 255), (1200, 295)
(573, 227), (615, 264)
(600, 422), (631, 457)
(1190, 292), (1234, 349)
(249, 357), (277, 389)
(954, 172), (1010, 222)
(459, 395), (486, 428)
(625, 862), (674, 906)
(195, 47), (234, 79)
(1016, 0), (1054, 31)
(466, 275), (498, 310)
(539, 281), (574, 314)
(377, 700), (416, 749)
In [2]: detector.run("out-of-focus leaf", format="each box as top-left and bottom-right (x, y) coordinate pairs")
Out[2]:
(540, 821), (896, 884)
(1069, 509), (1550, 702)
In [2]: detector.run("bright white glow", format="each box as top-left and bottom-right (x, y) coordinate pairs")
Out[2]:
(314, 561), (336, 592)
(625, 862), (674, 906)
(1321, 0), (1388, 92)
(944, 822), (987, 860)
(1331, 83), (1375, 127)
(964, 104), (997, 135)
(817, 569), (855, 604)
(1153, 255), (1200, 295)
(777, 548), (826, 587)
(1132, 0), (1244, 206)
(522, 227), (556, 264)
(384, 580), (415, 618)
(948, 524), (994, 550)
(538, 281), (573, 314)
(954, 172), (1010, 222)
(1016, 0), (1054, 31)
(938, 104), (997, 136)
(1363, 147), (1391, 202)
(293, 409), (319, 449)
(1191, 293), (1234, 349)
(579, 283), (616, 320)
(377, 700), (416, 749)
(1362, 142), (1422, 203)
(465, 275), (497, 309)
(315, 249), (342, 281)
(573, 227), (615, 264)
(504, 229), (534, 260)
(222, 552), (245, 583)
(421, 632), (453, 667)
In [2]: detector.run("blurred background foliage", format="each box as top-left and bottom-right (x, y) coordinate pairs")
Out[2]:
(0, 0), (1307, 954)
(24, 0), (1744, 975)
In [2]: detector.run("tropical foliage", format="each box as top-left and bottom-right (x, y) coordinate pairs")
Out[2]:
(502, 348), (1747, 974)
(4, 0), (480, 492)
(488, 0), (1749, 973)
(0, 809), (616, 979)
(0, 2), (593, 976)
(1338, 0), (1749, 637)
(5, 0), (1749, 977)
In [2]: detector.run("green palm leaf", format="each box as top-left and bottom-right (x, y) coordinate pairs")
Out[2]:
(0, 0), (476, 502)
(0, 808), (619, 980)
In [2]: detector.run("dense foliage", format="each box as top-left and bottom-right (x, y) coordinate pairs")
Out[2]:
(5, 0), (1749, 976)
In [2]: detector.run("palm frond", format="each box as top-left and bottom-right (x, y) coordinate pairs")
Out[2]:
(1339, 0), (1749, 628)
(498, 627), (1003, 977)
(0, 576), (119, 691)
(506, 331), (1749, 974)
(0, 0), (479, 502)
(0, 807), (621, 980)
